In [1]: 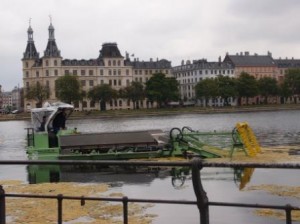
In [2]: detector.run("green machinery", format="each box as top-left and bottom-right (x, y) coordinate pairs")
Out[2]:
(26, 102), (257, 161)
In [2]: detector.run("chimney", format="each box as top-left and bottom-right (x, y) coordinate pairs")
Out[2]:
(150, 58), (153, 62)
(245, 51), (249, 56)
(240, 52), (243, 56)
(181, 60), (184, 65)
(218, 56), (221, 63)
(267, 51), (272, 57)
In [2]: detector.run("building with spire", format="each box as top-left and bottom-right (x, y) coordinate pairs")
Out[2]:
(22, 22), (172, 111)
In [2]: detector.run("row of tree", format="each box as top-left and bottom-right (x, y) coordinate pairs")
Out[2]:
(25, 69), (300, 109)
(25, 73), (180, 110)
(196, 69), (300, 105)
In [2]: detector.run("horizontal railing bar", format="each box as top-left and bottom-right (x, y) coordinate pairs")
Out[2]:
(5, 193), (300, 211)
(0, 160), (300, 169)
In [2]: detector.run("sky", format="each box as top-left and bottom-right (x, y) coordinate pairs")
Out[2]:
(1, 0), (300, 91)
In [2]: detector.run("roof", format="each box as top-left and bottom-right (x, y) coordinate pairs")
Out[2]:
(172, 60), (234, 72)
(23, 42), (40, 60)
(44, 40), (61, 57)
(130, 59), (172, 69)
(224, 54), (276, 67)
(99, 43), (123, 58)
(275, 59), (300, 68)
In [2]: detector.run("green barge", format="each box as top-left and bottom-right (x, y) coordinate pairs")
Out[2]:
(26, 102), (256, 161)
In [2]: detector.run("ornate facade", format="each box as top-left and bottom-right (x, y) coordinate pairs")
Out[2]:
(22, 23), (172, 111)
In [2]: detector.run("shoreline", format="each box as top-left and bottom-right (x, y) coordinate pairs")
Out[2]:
(1, 104), (300, 121)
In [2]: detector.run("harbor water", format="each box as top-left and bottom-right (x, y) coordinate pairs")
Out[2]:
(0, 110), (300, 224)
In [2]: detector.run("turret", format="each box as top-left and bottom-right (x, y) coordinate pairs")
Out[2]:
(44, 21), (61, 58)
(22, 20), (39, 60)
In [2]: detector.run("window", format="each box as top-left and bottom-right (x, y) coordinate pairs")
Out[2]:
(25, 71), (29, 78)
(118, 80), (121, 86)
(82, 101), (87, 108)
(55, 70), (58, 76)
(114, 100), (117, 107)
(109, 80), (112, 86)
(126, 79), (130, 86)
(114, 80), (117, 86)
(81, 70), (85, 76)
(113, 60), (116, 66)
(109, 70), (112, 75)
(65, 70), (69, 75)
(126, 69), (129, 75)
(45, 71), (48, 77)
(118, 70), (121, 75)
(139, 77), (142, 82)
(135, 70), (138, 75)
(25, 62), (29, 68)
(81, 80), (86, 86)
(73, 70), (77, 76)
(150, 70), (152, 74)
(26, 82), (29, 88)
(119, 100), (122, 107)
(90, 101), (95, 108)
(54, 60), (57, 66)
(46, 81), (50, 87)
(108, 60), (111, 66)
(36, 71), (40, 77)
(145, 70), (148, 75)
(117, 60), (121, 66)
(113, 70), (116, 75)
(89, 70), (93, 76)
(139, 70), (142, 75)
(100, 69), (104, 75)
(89, 80), (94, 86)
(101, 80), (104, 84)
(45, 60), (49, 66)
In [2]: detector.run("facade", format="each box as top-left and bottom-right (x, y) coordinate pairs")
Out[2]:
(0, 85), (2, 109)
(22, 23), (172, 111)
(172, 58), (236, 107)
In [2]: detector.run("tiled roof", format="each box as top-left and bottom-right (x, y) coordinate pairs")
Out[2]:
(44, 40), (61, 57)
(275, 59), (300, 68)
(224, 55), (276, 67)
(172, 60), (234, 72)
(23, 42), (39, 60)
(130, 59), (171, 69)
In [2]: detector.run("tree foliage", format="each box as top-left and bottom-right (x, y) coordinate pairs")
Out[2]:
(121, 81), (145, 109)
(217, 75), (238, 106)
(258, 77), (278, 104)
(25, 82), (50, 107)
(55, 75), (83, 104)
(88, 84), (117, 111)
(145, 73), (179, 108)
(283, 69), (300, 95)
(236, 72), (259, 105)
(195, 78), (219, 106)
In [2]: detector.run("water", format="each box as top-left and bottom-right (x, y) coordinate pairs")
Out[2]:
(0, 110), (300, 224)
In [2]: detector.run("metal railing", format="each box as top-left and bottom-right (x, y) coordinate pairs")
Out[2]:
(1, 159), (300, 224)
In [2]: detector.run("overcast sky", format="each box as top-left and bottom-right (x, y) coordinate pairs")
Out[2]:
(1, 0), (300, 91)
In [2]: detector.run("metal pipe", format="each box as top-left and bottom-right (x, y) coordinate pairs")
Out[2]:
(191, 158), (209, 224)
(57, 194), (63, 224)
(0, 185), (5, 224)
(123, 196), (128, 224)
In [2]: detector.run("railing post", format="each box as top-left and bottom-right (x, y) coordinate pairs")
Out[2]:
(191, 158), (209, 224)
(0, 185), (6, 224)
(285, 204), (292, 224)
(122, 196), (128, 224)
(57, 194), (63, 224)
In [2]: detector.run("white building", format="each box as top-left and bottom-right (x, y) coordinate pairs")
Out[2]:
(172, 58), (236, 107)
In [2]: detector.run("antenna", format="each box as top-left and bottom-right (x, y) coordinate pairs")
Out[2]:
(29, 17), (31, 26)
(49, 15), (52, 24)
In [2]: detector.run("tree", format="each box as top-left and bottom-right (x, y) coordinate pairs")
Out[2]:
(122, 81), (145, 109)
(195, 78), (219, 106)
(145, 73), (179, 108)
(258, 77), (278, 104)
(236, 72), (259, 105)
(55, 75), (83, 104)
(88, 84), (117, 111)
(25, 82), (50, 107)
(283, 69), (300, 95)
(217, 75), (237, 106)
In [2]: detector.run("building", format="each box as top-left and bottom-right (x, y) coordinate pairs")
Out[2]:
(22, 22), (172, 111)
(0, 85), (2, 109)
(172, 58), (235, 107)
(274, 58), (300, 83)
(223, 51), (278, 80)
